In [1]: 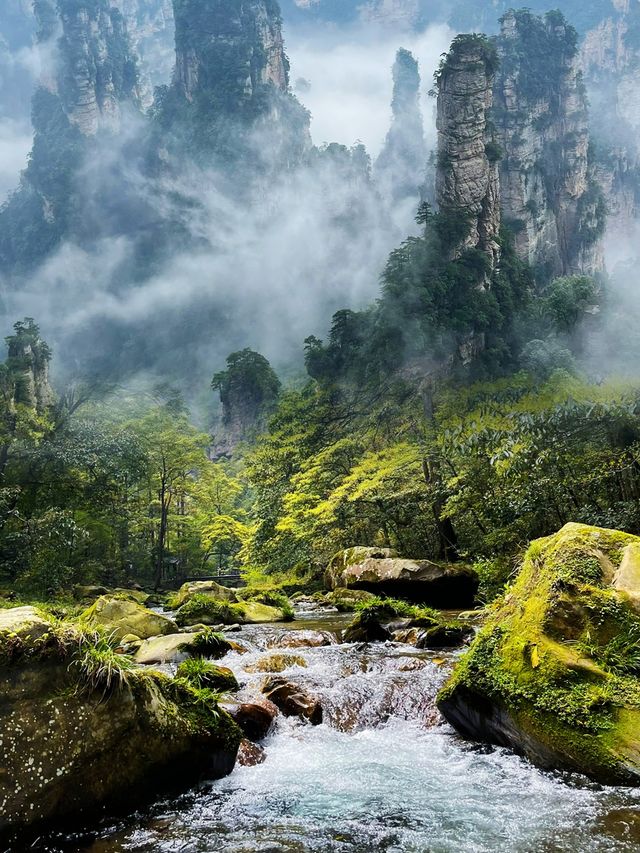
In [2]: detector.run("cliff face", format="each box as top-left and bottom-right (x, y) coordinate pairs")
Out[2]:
(435, 34), (500, 272)
(118, 0), (174, 79)
(160, 0), (310, 171)
(54, 0), (142, 135)
(375, 48), (426, 202)
(174, 0), (289, 106)
(494, 10), (605, 281)
(580, 1), (640, 240)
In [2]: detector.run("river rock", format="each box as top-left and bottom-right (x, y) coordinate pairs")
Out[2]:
(438, 524), (640, 785)
(0, 606), (53, 643)
(326, 587), (377, 612)
(237, 738), (267, 767)
(81, 595), (178, 641)
(169, 580), (239, 609)
(261, 676), (323, 725)
(0, 610), (241, 836)
(134, 632), (200, 664)
(343, 615), (392, 643)
(266, 630), (336, 649)
(175, 598), (288, 628)
(221, 699), (278, 740)
(245, 653), (307, 673)
(325, 547), (478, 607)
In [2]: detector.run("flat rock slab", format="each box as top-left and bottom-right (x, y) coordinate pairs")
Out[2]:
(0, 606), (53, 642)
(134, 633), (199, 664)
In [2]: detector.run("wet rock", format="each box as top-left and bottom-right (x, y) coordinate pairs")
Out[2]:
(0, 609), (241, 836)
(0, 606), (53, 643)
(267, 630), (336, 649)
(222, 699), (278, 741)
(343, 615), (392, 643)
(398, 658), (429, 672)
(438, 524), (640, 785)
(414, 624), (473, 649)
(134, 632), (199, 664)
(245, 653), (307, 673)
(237, 738), (267, 767)
(177, 661), (239, 692)
(81, 595), (178, 642)
(261, 676), (323, 725)
(326, 548), (478, 608)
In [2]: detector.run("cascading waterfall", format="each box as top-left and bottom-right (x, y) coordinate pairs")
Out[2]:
(36, 609), (640, 853)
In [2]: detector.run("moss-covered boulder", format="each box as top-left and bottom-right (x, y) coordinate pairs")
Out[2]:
(81, 596), (177, 642)
(438, 524), (640, 785)
(169, 580), (239, 610)
(326, 587), (377, 612)
(177, 658), (239, 692)
(0, 608), (241, 838)
(343, 598), (468, 646)
(175, 595), (289, 628)
(325, 547), (478, 607)
(134, 632), (200, 665)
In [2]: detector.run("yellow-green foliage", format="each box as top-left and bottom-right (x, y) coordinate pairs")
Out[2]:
(242, 371), (640, 590)
(439, 524), (640, 779)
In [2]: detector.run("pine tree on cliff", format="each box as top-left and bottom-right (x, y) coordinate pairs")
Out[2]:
(375, 48), (426, 202)
(212, 349), (281, 452)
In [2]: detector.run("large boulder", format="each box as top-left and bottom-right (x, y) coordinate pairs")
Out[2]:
(169, 580), (239, 609)
(175, 595), (289, 628)
(0, 609), (241, 837)
(325, 547), (478, 607)
(134, 632), (200, 665)
(438, 524), (640, 785)
(81, 596), (177, 641)
(221, 699), (278, 741)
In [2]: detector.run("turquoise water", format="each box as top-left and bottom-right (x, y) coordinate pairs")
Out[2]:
(36, 614), (640, 853)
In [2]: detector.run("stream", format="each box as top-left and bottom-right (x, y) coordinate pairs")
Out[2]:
(34, 608), (640, 853)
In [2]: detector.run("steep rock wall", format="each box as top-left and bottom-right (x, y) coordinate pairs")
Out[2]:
(494, 9), (605, 281)
(375, 48), (426, 202)
(174, 0), (289, 106)
(435, 34), (500, 271)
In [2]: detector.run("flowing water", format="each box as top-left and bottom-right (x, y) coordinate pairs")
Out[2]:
(34, 609), (640, 853)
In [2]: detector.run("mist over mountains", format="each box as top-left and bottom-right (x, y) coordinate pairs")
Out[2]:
(0, 0), (639, 401)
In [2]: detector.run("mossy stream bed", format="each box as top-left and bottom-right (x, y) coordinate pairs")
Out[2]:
(31, 611), (640, 852)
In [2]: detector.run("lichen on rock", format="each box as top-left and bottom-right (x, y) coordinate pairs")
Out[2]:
(438, 523), (640, 784)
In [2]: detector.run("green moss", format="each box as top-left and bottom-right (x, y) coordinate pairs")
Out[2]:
(175, 594), (244, 627)
(438, 524), (640, 780)
(166, 677), (242, 749)
(190, 628), (232, 659)
(176, 658), (239, 692)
